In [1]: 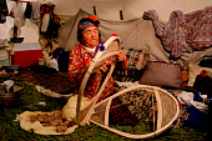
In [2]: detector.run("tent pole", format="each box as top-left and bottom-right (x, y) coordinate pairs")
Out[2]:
(92, 6), (97, 15)
(119, 10), (124, 20)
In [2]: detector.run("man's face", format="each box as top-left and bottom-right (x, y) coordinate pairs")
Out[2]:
(82, 26), (99, 48)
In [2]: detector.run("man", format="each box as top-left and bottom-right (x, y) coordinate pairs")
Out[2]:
(68, 15), (128, 99)
(63, 15), (128, 121)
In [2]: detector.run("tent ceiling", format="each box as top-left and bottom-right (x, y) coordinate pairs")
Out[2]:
(52, 0), (212, 21)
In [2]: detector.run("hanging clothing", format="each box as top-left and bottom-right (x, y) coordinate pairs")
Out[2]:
(144, 6), (212, 59)
(40, 13), (60, 39)
(24, 2), (32, 19)
(0, 0), (8, 23)
(0, 16), (13, 39)
(40, 13), (50, 33)
(31, 1), (40, 22)
(40, 4), (60, 39)
(10, 1), (25, 28)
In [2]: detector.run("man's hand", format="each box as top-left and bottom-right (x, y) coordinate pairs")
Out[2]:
(117, 51), (128, 71)
(99, 58), (113, 73)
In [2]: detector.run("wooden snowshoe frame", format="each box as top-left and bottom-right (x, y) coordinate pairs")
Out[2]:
(90, 84), (180, 139)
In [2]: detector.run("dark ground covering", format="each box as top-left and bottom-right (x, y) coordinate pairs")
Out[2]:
(0, 77), (208, 141)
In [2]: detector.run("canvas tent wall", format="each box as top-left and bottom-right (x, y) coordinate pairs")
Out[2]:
(58, 9), (169, 62)
(53, 0), (212, 21)
(55, 0), (212, 62)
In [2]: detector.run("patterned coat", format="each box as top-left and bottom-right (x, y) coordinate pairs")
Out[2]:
(68, 44), (114, 99)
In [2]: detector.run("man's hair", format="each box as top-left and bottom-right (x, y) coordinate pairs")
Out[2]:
(77, 16), (100, 43)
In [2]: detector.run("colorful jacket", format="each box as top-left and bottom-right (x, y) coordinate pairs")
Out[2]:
(68, 43), (114, 99)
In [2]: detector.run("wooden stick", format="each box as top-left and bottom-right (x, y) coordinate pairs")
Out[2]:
(92, 6), (97, 15)
(152, 92), (156, 131)
(119, 10), (124, 20)
(76, 36), (121, 124)
(154, 89), (163, 130)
